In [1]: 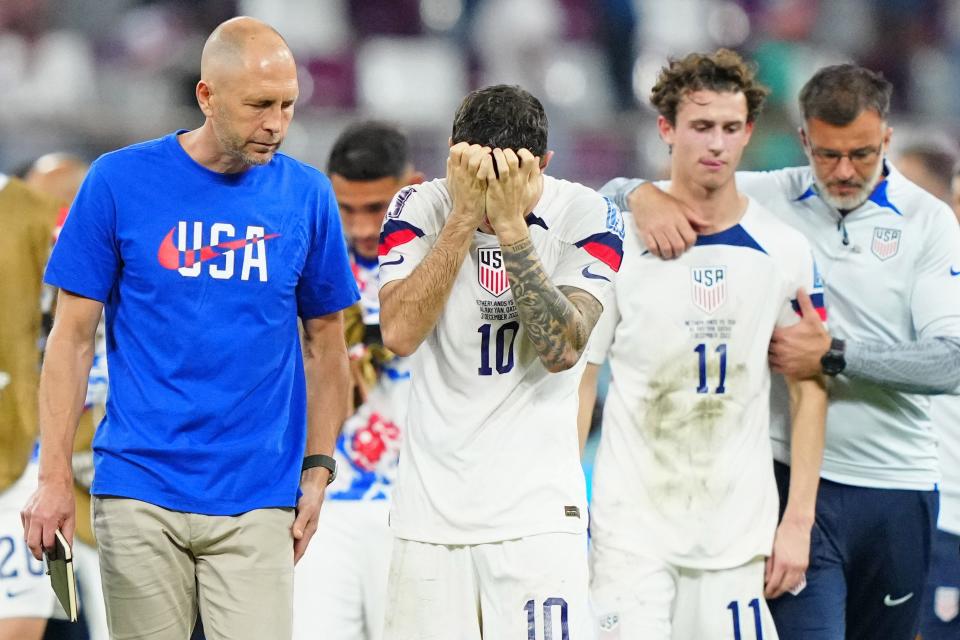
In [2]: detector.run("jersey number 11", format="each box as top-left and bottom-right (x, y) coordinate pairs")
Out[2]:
(695, 342), (727, 394)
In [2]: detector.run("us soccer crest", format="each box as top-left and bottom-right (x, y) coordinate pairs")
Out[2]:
(478, 247), (510, 297)
(691, 266), (726, 314)
(871, 227), (901, 261)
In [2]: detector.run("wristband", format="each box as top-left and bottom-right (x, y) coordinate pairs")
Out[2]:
(302, 454), (337, 484)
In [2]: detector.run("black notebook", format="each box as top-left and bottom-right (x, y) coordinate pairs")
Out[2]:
(45, 529), (78, 622)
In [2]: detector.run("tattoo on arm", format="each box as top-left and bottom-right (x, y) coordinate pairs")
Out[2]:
(500, 237), (603, 370)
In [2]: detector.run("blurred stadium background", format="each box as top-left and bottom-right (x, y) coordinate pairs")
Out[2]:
(4, 0), (960, 188)
(4, 1), (958, 638)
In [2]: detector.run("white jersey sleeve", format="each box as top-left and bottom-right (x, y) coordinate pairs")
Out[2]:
(586, 298), (619, 365)
(548, 194), (625, 306)
(776, 248), (827, 329)
(735, 169), (801, 204)
(910, 203), (960, 338)
(377, 185), (443, 284)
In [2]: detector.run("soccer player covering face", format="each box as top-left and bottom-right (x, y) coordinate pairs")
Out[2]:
(582, 50), (828, 640)
(377, 85), (623, 639)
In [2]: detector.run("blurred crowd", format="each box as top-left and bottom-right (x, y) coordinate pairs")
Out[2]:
(2, 0), (960, 187)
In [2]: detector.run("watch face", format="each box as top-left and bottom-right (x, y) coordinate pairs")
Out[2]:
(821, 352), (845, 376)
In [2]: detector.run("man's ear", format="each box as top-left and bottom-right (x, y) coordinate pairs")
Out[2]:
(197, 80), (214, 118)
(540, 150), (554, 171)
(406, 171), (426, 186)
(657, 115), (675, 146)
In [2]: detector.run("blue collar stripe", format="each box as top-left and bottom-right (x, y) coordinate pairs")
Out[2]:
(694, 224), (767, 255)
(867, 179), (902, 215)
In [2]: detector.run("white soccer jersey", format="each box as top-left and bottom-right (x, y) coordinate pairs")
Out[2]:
(931, 397), (960, 535)
(588, 197), (824, 569)
(327, 250), (410, 502)
(378, 175), (623, 544)
(352, 251), (382, 325)
(736, 164), (960, 490)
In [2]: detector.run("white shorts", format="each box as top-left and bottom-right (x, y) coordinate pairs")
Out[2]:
(384, 532), (592, 640)
(591, 544), (778, 640)
(0, 461), (58, 620)
(294, 500), (393, 640)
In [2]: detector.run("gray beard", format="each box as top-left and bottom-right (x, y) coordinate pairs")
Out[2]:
(813, 159), (885, 211)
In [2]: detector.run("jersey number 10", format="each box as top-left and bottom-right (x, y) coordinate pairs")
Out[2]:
(695, 342), (727, 394)
(525, 597), (569, 640)
(478, 321), (520, 375)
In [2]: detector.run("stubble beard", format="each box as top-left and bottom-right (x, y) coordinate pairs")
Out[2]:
(214, 122), (279, 168)
(814, 158), (885, 211)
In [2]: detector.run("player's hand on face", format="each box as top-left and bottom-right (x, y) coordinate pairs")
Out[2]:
(769, 289), (831, 379)
(292, 469), (328, 564)
(628, 183), (707, 259)
(446, 142), (492, 226)
(764, 517), (812, 599)
(485, 148), (541, 242)
(21, 479), (76, 561)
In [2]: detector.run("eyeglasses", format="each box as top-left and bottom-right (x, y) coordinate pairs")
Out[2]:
(807, 140), (884, 169)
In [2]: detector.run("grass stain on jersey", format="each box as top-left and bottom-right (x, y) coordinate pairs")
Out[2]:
(640, 357), (745, 515)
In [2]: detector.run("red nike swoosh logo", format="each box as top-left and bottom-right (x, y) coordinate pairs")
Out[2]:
(157, 228), (280, 270)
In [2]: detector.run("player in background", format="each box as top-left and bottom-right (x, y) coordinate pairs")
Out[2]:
(893, 142), (956, 204)
(378, 84), (623, 639)
(607, 63), (960, 640)
(893, 144), (960, 639)
(0, 168), (62, 640)
(583, 49), (827, 639)
(293, 121), (422, 640)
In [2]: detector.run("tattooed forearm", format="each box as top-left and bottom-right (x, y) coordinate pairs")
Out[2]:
(500, 237), (603, 372)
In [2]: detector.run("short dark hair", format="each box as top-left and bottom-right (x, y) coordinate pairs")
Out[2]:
(650, 49), (769, 125)
(327, 120), (410, 180)
(799, 64), (892, 126)
(451, 85), (548, 156)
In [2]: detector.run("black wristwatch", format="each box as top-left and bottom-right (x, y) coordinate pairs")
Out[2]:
(820, 337), (846, 376)
(302, 454), (337, 484)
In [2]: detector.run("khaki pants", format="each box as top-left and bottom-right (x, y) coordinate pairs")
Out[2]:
(93, 497), (294, 640)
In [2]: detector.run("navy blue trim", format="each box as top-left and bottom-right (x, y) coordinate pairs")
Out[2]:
(694, 224), (767, 254)
(581, 265), (610, 282)
(352, 251), (379, 269)
(790, 292), (825, 314)
(795, 185), (817, 201)
(380, 255), (405, 267)
(867, 179), (902, 215)
(525, 212), (548, 229)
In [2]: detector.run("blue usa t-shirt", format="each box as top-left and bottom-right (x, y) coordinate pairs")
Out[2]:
(45, 131), (359, 515)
